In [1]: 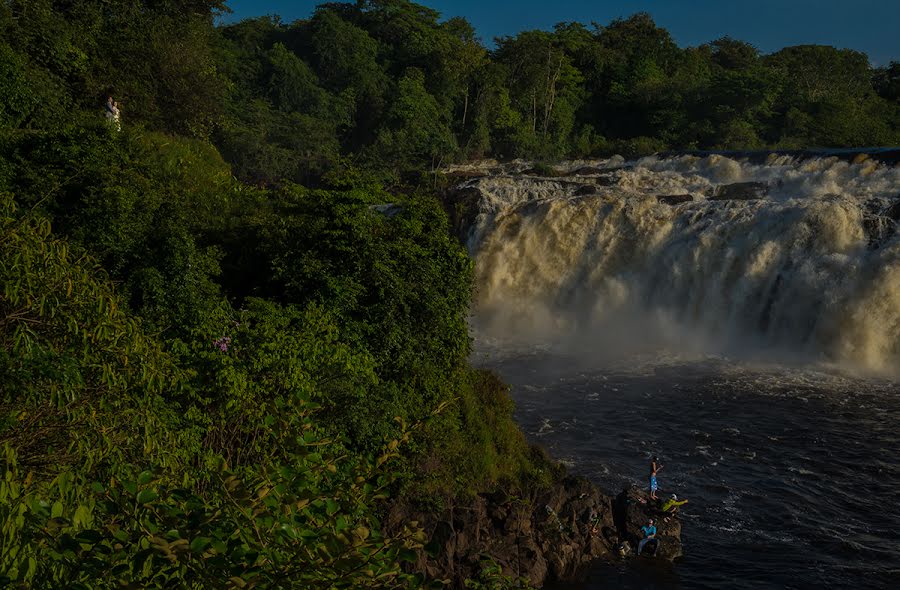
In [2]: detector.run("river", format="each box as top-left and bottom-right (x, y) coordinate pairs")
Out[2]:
(460, 152), (900, 589)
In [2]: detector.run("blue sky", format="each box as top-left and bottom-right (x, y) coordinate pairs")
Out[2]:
(223, 0), (899, 65)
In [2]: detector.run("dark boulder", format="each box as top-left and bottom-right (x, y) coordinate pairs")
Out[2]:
(574, 185), (600, 196)
(593, 172), (621, 186)
(885, 199), (900, 221)
(568, 166), (607, 176)
(708, 182), (767, 201)
(521, 164), (563, 177)
(864, 198), (900, 250)
(656, 194), (693, 206)
(386, 477), (684, 587)
(386, 476), (623, 588)
(442, 186), (483, 242)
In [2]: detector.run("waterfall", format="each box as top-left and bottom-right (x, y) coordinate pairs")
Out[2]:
(459, 154), (900, 375)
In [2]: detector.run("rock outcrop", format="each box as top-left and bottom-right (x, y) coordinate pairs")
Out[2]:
(443, 185), (483, 242)
(862, 197), (900, 249)
(567, 166), (606, 176)
(612, 486), (683, 561)
(574, 185), (600, 196)
(656, 194), (693, 206)
(387, 478), (683, 588)
(708, 181), (768, 201)
(885, 199), (900, 222)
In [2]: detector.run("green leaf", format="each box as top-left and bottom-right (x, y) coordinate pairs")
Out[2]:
(135, 489), (158, 504)
(73, 504), (91, 527)
(190, 537), (212, 553)
(50, 501), (64, 519)
(123, 480), (137, 496)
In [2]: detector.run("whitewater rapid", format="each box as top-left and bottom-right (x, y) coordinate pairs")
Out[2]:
(455, 153), (900, 375)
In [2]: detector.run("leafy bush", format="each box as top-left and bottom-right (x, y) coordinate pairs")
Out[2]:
(0, 195), (434, 588)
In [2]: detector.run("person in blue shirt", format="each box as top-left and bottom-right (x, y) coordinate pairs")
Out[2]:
(638, 518), (658, 556)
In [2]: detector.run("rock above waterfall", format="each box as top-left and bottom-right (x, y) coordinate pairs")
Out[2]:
(567, 166), (607, 176)
(657, 194), (694, 205)
(708, 182), (768, 201)
(575, 185), (600, 196)
(885, 199), (900, 221)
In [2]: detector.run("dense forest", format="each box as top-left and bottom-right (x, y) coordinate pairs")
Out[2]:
(0, 0), (897, 588)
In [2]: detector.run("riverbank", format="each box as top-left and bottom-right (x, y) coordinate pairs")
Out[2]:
(388, 475), (683, 587)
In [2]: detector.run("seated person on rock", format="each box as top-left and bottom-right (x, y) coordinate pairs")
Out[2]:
(660, 493), (688, 517)
(637, 518), (658, 556)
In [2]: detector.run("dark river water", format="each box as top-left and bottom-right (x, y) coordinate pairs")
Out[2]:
(477, 351), (900, 590)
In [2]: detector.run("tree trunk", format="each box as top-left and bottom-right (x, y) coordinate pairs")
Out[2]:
(462, 85), (469, 128)
(543, 50), (562, 138)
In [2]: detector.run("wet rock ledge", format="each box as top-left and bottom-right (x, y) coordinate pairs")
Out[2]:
(386, 477), (683, 588)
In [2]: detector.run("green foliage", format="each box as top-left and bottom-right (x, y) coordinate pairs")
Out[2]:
(214, 182), (473, 452)
(874, 62), (900, 102)
(0, 43), (41, 128)
(414, 370), (543, 498)
(4, 0), (897, 180)
(0, 126), (230, 338)
(204, 3), (897, 177)
(0, 193), (452, 588)
(372, 68), (458, 170)
(463, 557), (533, 590)
(1, 0), (228, 137)
(1, 433), (426, 589)
(0, 194), (191, 475)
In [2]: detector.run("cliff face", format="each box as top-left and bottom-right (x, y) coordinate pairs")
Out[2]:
(387, 477), (683, 588)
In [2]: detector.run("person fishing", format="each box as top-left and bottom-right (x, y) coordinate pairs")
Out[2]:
(649, 457), (663, 501)
(637, 518), (658, 556)
(660, 493), (688, 517)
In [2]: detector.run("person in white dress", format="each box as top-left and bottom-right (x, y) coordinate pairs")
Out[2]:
(105, 96), (121, 131)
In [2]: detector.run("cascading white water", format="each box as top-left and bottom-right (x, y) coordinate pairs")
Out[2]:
(462, 154), (900, 375)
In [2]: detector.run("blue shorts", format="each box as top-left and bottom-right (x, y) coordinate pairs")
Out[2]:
(650, 477), (658, 491)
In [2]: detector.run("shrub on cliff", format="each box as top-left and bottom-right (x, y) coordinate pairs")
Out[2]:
(0, 194), (429, 588)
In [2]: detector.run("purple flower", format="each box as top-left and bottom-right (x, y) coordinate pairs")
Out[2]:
(213, 336), (232, 352)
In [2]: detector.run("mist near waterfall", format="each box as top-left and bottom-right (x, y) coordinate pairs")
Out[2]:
(461, 154), (900, 375)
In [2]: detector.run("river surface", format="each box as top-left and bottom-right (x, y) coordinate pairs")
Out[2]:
(475, 350), (900, 590)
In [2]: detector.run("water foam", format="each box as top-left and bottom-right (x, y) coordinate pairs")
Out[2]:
(464, 154), (900, 375)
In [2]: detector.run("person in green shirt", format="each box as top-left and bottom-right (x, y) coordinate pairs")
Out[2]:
(660, 493), (688, 515)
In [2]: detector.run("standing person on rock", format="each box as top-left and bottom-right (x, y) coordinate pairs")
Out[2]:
(637, 518), (658, 556)
(649, 456), (663, 501)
